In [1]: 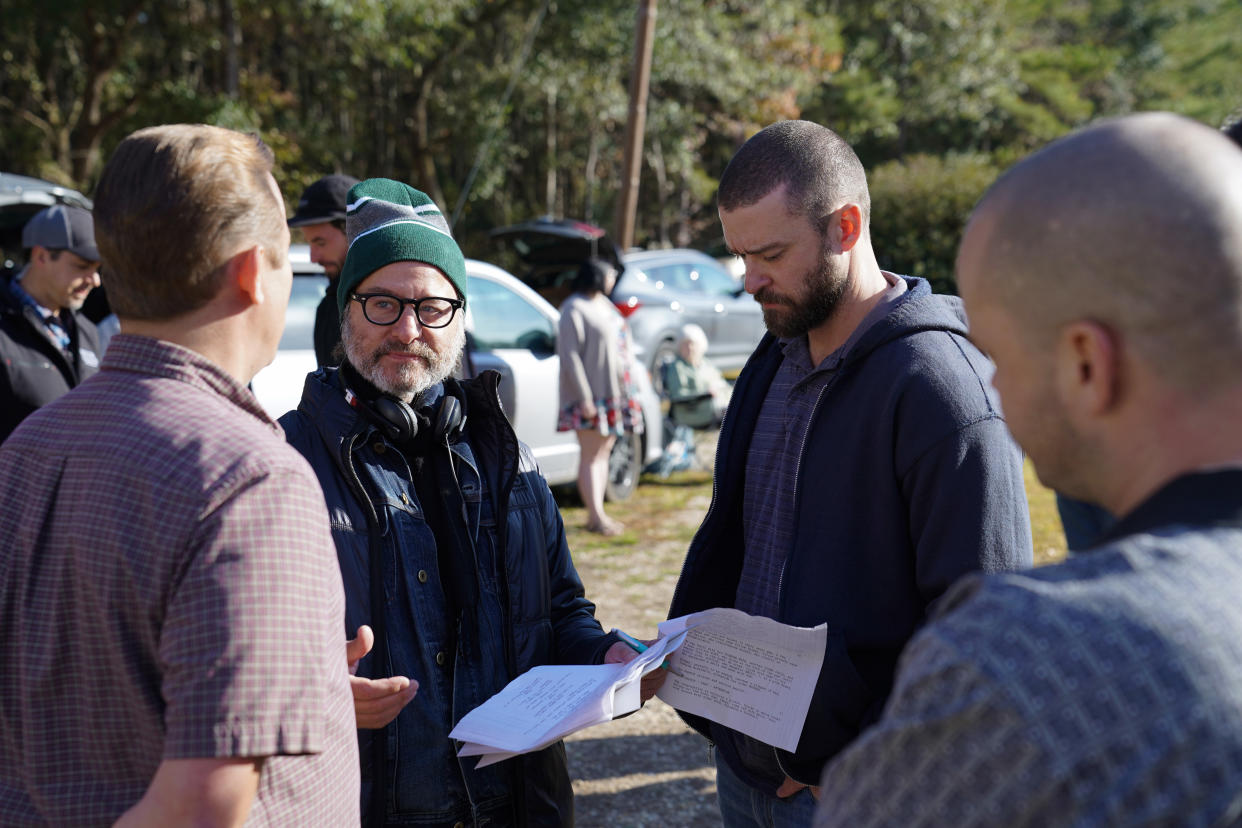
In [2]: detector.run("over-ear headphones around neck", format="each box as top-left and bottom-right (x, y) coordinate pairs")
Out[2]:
(345, 381), (466, 450)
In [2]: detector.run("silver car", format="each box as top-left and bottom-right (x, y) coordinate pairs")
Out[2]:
(616, 248), (765, 379)
(489, 219), (764, 383)
(252, 246), (662, 500)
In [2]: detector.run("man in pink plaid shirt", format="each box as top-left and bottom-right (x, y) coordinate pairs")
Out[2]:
(0, 124), (359, 826)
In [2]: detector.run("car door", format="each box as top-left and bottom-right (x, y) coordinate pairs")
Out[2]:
(463, 263), (579, 486)
(691, 257), (764, 366)
(250, 262), (327, 418)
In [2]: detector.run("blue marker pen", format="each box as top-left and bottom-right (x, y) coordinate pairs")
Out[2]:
(613, 629), (681, 675)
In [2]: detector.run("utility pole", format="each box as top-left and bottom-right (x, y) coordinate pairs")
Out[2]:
(615, 0), (657, 251)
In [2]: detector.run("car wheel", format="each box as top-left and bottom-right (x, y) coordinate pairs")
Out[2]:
(605, 431), (642, 501)
(649, 338), (678, 396)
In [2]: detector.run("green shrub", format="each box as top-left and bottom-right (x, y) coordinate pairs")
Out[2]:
(868, 153), (1003, 295)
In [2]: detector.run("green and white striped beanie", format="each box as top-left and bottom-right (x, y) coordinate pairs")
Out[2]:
(336, 178), (467, 314)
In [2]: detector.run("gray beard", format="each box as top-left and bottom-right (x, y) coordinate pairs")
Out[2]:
(340, 313), (465, 402)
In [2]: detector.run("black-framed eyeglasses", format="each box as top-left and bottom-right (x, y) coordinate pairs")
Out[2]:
(350, 292), (464, 328)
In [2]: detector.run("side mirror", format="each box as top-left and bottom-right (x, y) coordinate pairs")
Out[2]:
(516, 329), (555, 354)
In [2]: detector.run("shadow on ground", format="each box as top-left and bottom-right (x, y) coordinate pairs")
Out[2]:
(569, 731), (710, 780)
(567, 728), (721, 827)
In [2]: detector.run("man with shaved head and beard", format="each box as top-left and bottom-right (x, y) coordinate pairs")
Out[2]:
(813, 113), (1242, 826)
(668, 120), (1032, 826)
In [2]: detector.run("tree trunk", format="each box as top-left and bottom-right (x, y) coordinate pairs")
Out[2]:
(615, 0), (658, 250)
(221, 0), (240, 98)
(676, 157), (692, 248)
(584, 129), (600, 224)
(411, 74), (447, 209)
(650, 137), (669, 248)
(545, 85), (558, 216)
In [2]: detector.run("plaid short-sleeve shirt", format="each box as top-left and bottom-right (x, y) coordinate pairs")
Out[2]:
(0, 334), (359, 826)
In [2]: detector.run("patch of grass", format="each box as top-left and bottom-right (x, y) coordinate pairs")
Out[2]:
(558, 455), (1068, 573)
(560, 471), (713, 551)
(1025, 458), (1068, 566)
(559, 448), (1072, 647)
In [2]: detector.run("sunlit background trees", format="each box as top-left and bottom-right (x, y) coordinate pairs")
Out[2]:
(3, 0), (1238, 289)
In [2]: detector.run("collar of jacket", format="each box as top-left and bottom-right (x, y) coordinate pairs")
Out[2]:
(1, 270), (84, 373)
(828, 276), (968, 372)
(1096, 469), (1242, 546)
(295, 366), (517, 477)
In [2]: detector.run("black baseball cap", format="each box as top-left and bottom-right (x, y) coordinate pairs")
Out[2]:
(22, 204), (99, 261)
(288, 174), (360, 227)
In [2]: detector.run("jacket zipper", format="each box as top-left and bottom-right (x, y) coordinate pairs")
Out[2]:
(666, 338), (753, 613)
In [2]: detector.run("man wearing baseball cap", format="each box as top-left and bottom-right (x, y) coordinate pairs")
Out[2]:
(280, 179), (656, 826)
(289, 173), (359, 366)
(0, 203), (103, 442)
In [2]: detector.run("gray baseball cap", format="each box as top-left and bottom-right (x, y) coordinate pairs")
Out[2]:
(22, 204), (99, 261)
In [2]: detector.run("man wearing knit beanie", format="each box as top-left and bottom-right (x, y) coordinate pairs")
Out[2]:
(280, 179), (658, 826)
(289, 173), (359, 366)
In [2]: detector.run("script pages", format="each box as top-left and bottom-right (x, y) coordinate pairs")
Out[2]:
(450, 631), (689, 767)
(450, 608), (827, 766)
(655, 608), (827, 752)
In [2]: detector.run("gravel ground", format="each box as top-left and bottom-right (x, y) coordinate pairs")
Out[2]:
(566, 700), (719, 828)
(560, 463), (723, 828)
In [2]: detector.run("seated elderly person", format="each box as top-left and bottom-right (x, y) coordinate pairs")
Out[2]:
(663, 323), (731, 429)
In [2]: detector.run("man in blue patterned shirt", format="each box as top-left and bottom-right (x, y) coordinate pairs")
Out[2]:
(815, 113), (1242, 826)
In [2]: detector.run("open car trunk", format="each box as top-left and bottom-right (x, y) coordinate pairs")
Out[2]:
(488, 217), (624, 305)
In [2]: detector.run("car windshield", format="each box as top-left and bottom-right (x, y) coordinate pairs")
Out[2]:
(613, 268), (649, 293)
(467, 275), (556, 353)
(692, 260), (742, 296)
(279, 276), (327, 350)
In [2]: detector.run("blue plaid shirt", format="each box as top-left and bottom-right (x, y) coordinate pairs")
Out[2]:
(738, 275), (907, 619)
(9, 270), (70, 352)
(726, 275), (907, 784)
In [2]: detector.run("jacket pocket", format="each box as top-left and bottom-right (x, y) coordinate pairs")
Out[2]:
(512, 617), (554, 672)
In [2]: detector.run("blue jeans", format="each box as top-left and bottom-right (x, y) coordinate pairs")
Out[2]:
(715, 751), (817, 828)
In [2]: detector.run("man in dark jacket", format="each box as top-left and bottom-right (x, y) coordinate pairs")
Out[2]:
(668, 120), (1033, 825)
(288, 173), (359, 367)
(281, 179), (650, 827)
(0, 203), (102, 442)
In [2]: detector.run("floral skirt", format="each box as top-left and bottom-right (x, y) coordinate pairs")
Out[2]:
(558, 397), (644, 435)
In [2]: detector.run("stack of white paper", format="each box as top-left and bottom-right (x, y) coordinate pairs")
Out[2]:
(450, 608), (827, 765)
(655, 608), (827, 753)
(450, 632), (686, 767)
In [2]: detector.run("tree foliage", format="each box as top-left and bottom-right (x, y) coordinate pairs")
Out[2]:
(869, 153), (1003, 293)
(1, 0), (1237, 281)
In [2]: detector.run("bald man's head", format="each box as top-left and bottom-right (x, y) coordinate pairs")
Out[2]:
(958, 112), (1242, 393)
